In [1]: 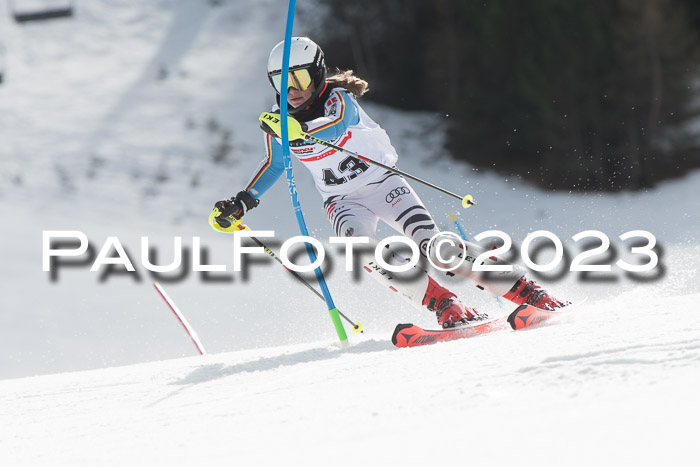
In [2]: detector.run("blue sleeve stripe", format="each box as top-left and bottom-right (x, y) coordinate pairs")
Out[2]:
(246, 134), (273, 191)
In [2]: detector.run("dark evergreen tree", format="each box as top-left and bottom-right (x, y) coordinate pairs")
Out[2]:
(313, 0), (700, 190)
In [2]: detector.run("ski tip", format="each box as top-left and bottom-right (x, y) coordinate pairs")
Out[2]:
(507, 303), (575, 330)
(506, 305), (529, 330)
(391, 323), (415, 346)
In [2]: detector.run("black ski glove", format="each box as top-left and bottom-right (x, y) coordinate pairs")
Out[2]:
(213, 190), (259, 228)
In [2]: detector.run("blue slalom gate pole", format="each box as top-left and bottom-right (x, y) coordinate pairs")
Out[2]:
(448, 213), (470, 241)
(280, 0), (348, 344)
(449, 213), (504, 309)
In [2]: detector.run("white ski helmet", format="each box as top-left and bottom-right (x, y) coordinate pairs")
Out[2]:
(267, 37), (326, 111)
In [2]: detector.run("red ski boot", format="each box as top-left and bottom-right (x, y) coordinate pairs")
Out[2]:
(422, 276), (484, 328)
(503, 276), (571, 311)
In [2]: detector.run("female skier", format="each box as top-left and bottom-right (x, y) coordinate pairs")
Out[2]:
(211, 37), (569, 328)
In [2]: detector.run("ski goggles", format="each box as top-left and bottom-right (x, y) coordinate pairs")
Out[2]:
(269, 68), (313, 93)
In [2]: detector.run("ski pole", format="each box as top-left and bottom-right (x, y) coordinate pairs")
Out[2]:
(260, 112), (476, 208)
(236, 223), (363, 333)
(302, 132), (476, 209)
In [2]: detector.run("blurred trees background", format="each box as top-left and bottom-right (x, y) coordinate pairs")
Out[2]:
(312, 0), (700, 190)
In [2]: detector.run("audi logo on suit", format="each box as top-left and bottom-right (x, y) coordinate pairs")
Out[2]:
(385, 186), (411, 203)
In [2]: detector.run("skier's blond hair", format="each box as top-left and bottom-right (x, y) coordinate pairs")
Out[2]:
(326, 69), (369, 98)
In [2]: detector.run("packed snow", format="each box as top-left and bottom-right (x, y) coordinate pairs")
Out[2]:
(0, 1), (698, 465)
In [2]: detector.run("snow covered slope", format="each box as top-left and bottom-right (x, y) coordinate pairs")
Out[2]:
(1, 291), (698, 466)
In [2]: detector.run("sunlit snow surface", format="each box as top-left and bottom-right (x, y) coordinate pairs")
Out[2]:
(0, 1), (698, 465)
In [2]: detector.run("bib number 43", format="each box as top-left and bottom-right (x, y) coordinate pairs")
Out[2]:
(322, 156), (370, 186)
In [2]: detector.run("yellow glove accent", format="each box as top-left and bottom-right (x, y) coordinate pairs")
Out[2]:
(208, 207), (243, 233)
(259, 112), (306, 141)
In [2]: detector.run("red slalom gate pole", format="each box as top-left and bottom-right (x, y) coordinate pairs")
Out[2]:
(153, 282), (207, 355)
